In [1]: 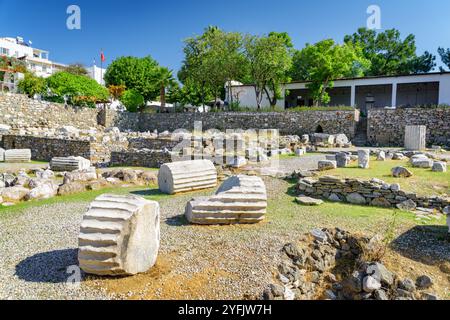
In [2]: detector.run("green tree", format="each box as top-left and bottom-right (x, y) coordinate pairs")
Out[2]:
(291, 39), (369, 106)
(155, 67), (176, 110)
(120, 89), (145, 112)
(65, 63), (89, 76)
(438, 47), (450, 71)
(17, 72), (47, 97)
(344, 28), (435, 76)
(180, 26), (247, 109)
(46, 72), (109, 107)
(104, 56), (160, 101)
(244, 33), (293, 109)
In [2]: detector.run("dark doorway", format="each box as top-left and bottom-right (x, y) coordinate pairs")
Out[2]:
(316, 125), (324, 133)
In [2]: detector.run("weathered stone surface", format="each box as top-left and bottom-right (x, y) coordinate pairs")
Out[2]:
(391, 166), (413, 178)
(78, 194), (160, 276)
(25, 181), (58, 200)
(334, 134), (349, 145)
(63, 168), (97, 184)
(50, 156), (91, 172)
(411, 158), (433, 168)
(336, 152), (350, 168)
(371, 197), (391, 208)
(432, 162), (447, 172)
(0, 148), (4, 162)
(346, 193), (366, 205)
(416, 275), (433, 289)
(4, 149), (31, 163)
(318, 160), (337, 171)
(1, 186), (29, 201)
(158, 160), (217, 194)
(404, 125), (426, 151)
(57, 182), (86, 196)
(396, 199), (417, 211)
(363, 276), (381, 293)
(185, 175), (267, 225)
(376, 151), (386, 161)
(358, 150), (370, 169)
(296, 196), (324, 206)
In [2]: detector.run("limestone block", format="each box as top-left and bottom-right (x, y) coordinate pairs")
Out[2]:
(358, 150), (370, 169)
(333, 134), (349, 145)
(376, 151), (386, 161)
(318, 160), (337, 171)
(0, 148), (4, 162)
(50, 156), (91, 172)
(4, 149), (31, 163)
(158, 160), (217, 194)
(404, 125), (426, 151)
(336, 152), (351, 168)
(185, 175), (267, 225)
(411, 158), (433, 168)
(78, 194), (160, 276)
(295, 148), (306, 156)
(432, 162), (447, 172)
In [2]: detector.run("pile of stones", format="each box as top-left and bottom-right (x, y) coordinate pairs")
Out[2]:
(297, 176), (449, 213)
(262, 228), (440, 300)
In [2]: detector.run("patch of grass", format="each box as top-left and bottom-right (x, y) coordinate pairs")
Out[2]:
(106, 166), (159, 172)
(316, 157), (450, 196)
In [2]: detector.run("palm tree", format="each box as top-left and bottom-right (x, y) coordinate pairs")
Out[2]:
(156, 67), (176, 112)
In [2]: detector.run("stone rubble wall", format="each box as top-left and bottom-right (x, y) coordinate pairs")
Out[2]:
(367, 108), (450, 147)
(127, 138), (181, 150)
(110, 149), (172, 168)
(297, 176), (449, 211)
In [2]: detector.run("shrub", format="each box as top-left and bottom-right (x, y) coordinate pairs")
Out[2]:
(120, 89), (145, 112)
(17, 73), (47, 97)
(46, 72), (109, 107)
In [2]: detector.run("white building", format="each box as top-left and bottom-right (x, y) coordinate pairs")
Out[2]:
(1, 36), (106, 86)
(227, 72), (450, 113)
(86, 65), (106, 85)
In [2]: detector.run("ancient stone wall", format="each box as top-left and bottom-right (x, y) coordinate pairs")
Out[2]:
(110, 150), (172, 168)
(2, 135), (91, 161)
(127, 138), (181, 150)
(298, 176), (449, 211)
(0, 93), (99, 130)
(367, 108), (450, 147)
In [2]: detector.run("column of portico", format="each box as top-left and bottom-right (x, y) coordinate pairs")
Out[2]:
(391, 81), (398, 108)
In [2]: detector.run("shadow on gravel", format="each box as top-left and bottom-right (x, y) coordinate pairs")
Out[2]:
(15, 248), (79, 283)
(391, 225), (450, 265)
(165, 214), (189, 227)
(131, 189), (167, 198)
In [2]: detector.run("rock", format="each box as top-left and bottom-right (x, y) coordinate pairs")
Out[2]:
(416, 275), (433, 290)
(399, 278), (416, 292)
(1, 186), (29, 202)
(421, 293), (439, 300)
(185, 175), (267, 225)
(4, 149), (31, 163)
(138, 171), (158, 184)
(295, 148), (306, 156)
(295, 196), (324, 206)
(105, 126), (120, 134)
(158, 160), (217, 194)
(269, 284), (284, 298)
(396, 199), (417, 211)
(78, 194), (160, 276)
(311, 133), (334, 145)
(25, 181), (58, 200)
(58, 125), (80, 137)
(0, 124), (11, 133)
(432, 162), (447, 172)
(324, 290), (337, 300)
(366, 262), (394, 286)
(392, 153), (406, 160)
(374, 289), (389, 300)
(358, 150), (370, 169)
(391, 166), (413, 178)
(311, 229), (327, 243)
(440, 261), (450, 274)
(371, 197), (391, 208)
(376, 151), (386, 161)
(411, 157), (433, 168)
(346, 193), (366, 205)
(50, 156), (91, 172)
(363, 275), (381, 293)
(336, 152), (350, 168)
(63, 168), (97, 184)
(36, 169), (54, 180)
(229, 156), (247, 168)
(0, 148), (4, 162)
(57, 182), (86, 196)
(328, 193), (342, 202)
(334, 134), (349, 145)
(318, 160), (337, 171)
(390, 183), (401, 192)
(344, 271), (364, 293)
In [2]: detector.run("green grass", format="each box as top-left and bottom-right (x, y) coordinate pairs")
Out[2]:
(316, 157), (450, 196)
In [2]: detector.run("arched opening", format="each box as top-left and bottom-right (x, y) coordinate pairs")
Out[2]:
(315, 125), (324, 133)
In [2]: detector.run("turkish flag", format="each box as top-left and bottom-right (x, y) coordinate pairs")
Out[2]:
(100, 51), (105, 62)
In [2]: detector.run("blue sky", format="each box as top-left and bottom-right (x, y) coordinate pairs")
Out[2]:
(1, 0), (449, 72)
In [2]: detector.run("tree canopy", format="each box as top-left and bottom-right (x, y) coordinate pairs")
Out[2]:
(344, 28), (435, 76)
(65, 63), (89, 76)
(291, 39), (369, 106)
(438, 47), (450, 71)
(104, 56), (160, 101)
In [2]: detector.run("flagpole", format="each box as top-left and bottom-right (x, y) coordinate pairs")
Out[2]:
(100, 49), (103, 86)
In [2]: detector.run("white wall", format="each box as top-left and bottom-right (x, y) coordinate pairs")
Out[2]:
(230, 85), (284, 109)
(87, 65), (106, 85)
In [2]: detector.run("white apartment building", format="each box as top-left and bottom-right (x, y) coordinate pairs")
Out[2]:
(0, 36), (105, 85)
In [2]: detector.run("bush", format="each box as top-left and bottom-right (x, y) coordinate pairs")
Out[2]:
(17, 73), (47, 97)
(120, 89), (145, 112)
(46, 72), (109, 107)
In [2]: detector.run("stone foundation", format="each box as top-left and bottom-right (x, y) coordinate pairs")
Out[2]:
(110, 149), (172, 168)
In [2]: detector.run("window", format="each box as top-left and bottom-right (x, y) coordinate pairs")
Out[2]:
(0, 47), (10, 55)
